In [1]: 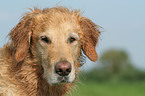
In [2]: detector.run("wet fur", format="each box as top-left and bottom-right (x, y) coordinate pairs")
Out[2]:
(0, 7), (100, 96)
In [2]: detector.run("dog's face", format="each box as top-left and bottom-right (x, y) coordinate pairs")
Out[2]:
(34, 18), (80, 85)
(10, 7), (100, 85)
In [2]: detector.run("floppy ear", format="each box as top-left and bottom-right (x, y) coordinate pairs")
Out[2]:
(10, 16), (34, 62)
(80, 18), (100, 62)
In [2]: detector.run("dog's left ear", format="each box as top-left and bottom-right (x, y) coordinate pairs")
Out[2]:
(10, 16), (35, 62)
(80, 18), (100, 62)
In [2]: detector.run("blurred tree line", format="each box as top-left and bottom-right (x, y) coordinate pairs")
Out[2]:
(81, 49), (145, 82)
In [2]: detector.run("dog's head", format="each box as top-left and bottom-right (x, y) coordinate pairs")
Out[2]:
(10, 7), (100, 85)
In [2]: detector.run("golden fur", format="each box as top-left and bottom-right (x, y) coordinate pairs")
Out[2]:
(0, 7), (100, 96)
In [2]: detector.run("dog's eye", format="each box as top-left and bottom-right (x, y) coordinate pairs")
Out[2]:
(69, 37), (76, 44)
(41, 36), (51, 44)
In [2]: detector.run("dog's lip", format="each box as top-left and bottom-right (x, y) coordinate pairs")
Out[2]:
(50, 76), (69, 85)
(57, 76), (69, 83)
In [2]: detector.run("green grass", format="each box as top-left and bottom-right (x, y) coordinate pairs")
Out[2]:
(67, 81), (145, 96)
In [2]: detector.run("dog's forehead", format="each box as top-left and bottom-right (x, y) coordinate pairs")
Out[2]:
(36, 20), (79, 37)
(43, 23), (79, 41)
(34, 11), (81, 38)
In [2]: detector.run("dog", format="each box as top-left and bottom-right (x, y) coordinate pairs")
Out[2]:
(0, 6), (100, 96)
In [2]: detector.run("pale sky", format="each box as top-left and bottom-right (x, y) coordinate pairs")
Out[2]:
(0, 0), (145, 70)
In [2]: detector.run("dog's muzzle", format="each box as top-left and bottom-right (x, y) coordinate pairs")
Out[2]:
(55, 61), (72, 83)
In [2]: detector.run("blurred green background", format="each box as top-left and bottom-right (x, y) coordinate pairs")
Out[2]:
(67, 49), (145, 96)
(1, 0), (145, 96)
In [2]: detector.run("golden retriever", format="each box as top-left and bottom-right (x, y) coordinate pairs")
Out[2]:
(0, 6), (100, 96)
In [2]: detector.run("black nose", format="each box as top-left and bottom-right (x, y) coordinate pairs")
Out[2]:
(55, 61), (72, 76)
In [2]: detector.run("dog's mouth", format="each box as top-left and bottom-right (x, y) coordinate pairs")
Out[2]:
(48, 75), (74, 85)
(46, 73), (75, 85)
(57, 76), (69, 84)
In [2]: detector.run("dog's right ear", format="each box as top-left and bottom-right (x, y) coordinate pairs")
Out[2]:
(10, 15), (35, 62)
